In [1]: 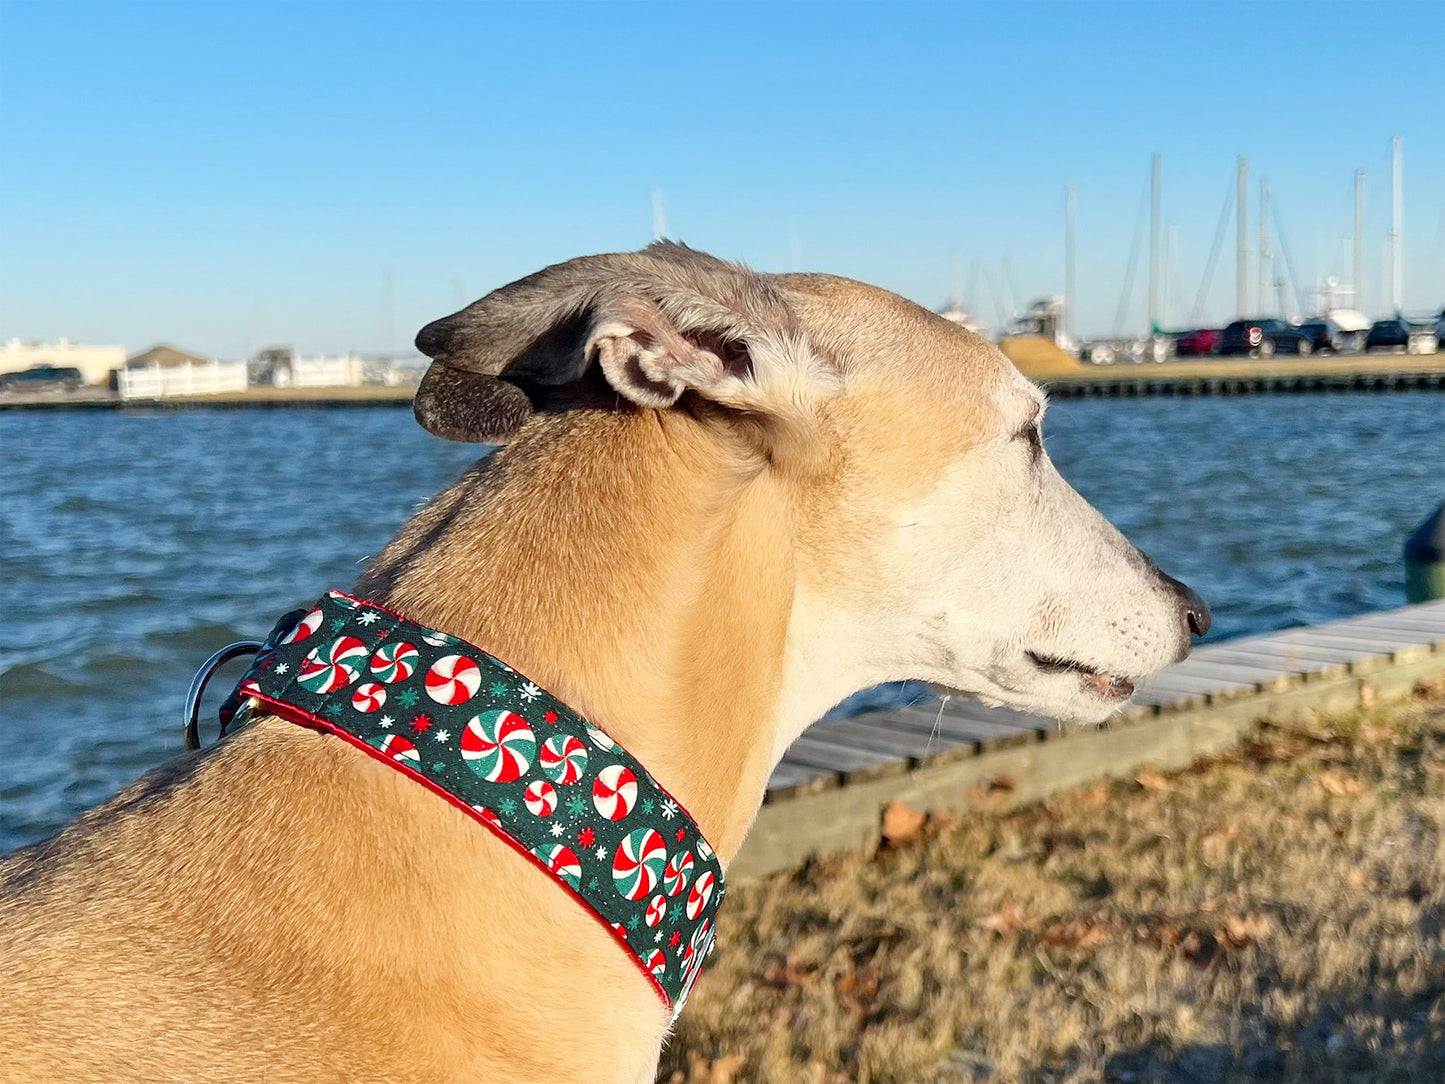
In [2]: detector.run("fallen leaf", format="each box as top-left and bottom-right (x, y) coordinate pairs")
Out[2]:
(1043, 919), (1108, 949)
(1319, 770), (1364, 796)
(1135, 771), (1170, 792)
(1223, 913), (1273, 945)
(1201, 823), (1243, 849)
(976, 906), (1027, 934)
(881, 800), (926, 846)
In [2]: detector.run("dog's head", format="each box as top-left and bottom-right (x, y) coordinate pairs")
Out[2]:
(414, 243), (1207, 725)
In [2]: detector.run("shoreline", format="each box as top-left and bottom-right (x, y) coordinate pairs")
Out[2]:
(4, 354), (1445, 412)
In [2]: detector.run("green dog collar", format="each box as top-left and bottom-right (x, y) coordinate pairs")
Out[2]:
(218, 590), (722, 1012)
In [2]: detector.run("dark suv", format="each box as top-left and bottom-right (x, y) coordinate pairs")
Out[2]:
(0, 365), (86, 392)
(1296, 316), (1363, 355)
(1217, 318), (1311, 358)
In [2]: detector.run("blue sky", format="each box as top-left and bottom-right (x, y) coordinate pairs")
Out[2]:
(2, 0), (1441, 357)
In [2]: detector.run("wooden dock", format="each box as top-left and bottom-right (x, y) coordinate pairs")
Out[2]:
(1032, 353), (1445, 398)
(735, 599), (1445, 878)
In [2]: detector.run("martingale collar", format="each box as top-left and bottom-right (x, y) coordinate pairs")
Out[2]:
(219, 590), (723, 1012)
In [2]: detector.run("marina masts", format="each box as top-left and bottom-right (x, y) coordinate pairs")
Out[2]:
(1236, 155), (1248, 317)
(1148, 153), (1161, 332)
(1258, 178), (1271, 315)
(1354, 169), (1365, 312)
(1065, 182), (1076, 341)
(1390, 135), (1403, 313)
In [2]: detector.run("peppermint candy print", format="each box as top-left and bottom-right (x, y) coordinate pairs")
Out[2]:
(539, 734), (588, 785)
(534, 844), (582, 891)
(460, 710), (536, 783)
(371, 733), (419, 766)
(280, 606), (323, 645)
(369, 641), (418, 684)
(593, 764), (638, 821)
(687, 869), (716, 920)
(298, 636), (367, 693)
(681, 918), (713, 982)
(612, 828), (667, 901)
(351, 682), (387, 713)
(425, 654), (481, 705)
(664, 851), (694, 896)
(223, 589), (726, 1010)
(523, 779), (557, 817)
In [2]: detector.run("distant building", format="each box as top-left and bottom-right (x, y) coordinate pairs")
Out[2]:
(249, 346), (364, 388)
(1007, 297), (1067, 346)
(0, 339), (125, 385)
(125, 343), (213, 370)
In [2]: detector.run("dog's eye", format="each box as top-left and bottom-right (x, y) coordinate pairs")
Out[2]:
(1016, 421), (1043, 460)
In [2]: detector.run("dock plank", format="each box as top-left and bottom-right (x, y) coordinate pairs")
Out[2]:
(1333, 615), (1445, 645)
(888, 706), (1046, 747)
(1195, 638), (1388, 667)
(1134, 672), (1257, 696)
(1184, 647), (1351, 680)
(811, 716), (974, 763)
(780, 734), (902, 775)
(766, 763), (825, 793)
(935, 698), (1055, 733)
(1162, 658), (1296, 687)
(1130, 686), (1207, 710)
(1270, 628), (1430, 654)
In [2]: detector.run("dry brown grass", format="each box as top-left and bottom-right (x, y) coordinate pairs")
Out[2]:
(661, 682), (1445, 1083)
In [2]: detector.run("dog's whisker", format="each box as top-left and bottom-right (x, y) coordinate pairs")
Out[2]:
(927, 693), (949, 755)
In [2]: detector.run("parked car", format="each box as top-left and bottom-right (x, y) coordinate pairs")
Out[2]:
(1296, 316), (1364, 355)
(1216, 318), (1311, 358)
(1364, 317), (1411, 352)
(1173, 328), (1220, 357)
(0, 364), (85, 392)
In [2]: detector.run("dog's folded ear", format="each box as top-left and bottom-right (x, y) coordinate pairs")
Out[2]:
(412, 242), (824, 443)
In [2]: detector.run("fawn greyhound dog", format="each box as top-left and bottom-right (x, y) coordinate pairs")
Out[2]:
(0, 243), (1207, 1082)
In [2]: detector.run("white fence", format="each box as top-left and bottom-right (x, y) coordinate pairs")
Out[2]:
(118, 361), (249, 400)
(274, 355), (364, 388)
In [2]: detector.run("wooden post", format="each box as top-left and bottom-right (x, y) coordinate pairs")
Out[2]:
(1406, 502), (1445, 603)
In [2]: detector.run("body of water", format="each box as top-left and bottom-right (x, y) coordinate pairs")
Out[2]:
(2, 392), (1440, 851)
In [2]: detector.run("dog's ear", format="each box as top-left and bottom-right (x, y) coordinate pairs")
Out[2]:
(412, 242), (823, 442)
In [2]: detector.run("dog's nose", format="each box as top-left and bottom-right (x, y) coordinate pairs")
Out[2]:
(1182, 589), (1211, 637)
(1159, 571), (1211, 638)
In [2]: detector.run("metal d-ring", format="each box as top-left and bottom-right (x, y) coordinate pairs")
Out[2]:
(184, 641), (264, 751)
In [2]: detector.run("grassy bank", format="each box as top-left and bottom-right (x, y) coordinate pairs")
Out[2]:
(662, 681), (1445, 1083)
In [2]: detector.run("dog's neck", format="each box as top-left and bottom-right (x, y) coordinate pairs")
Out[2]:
(357, 408), (805, 861)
